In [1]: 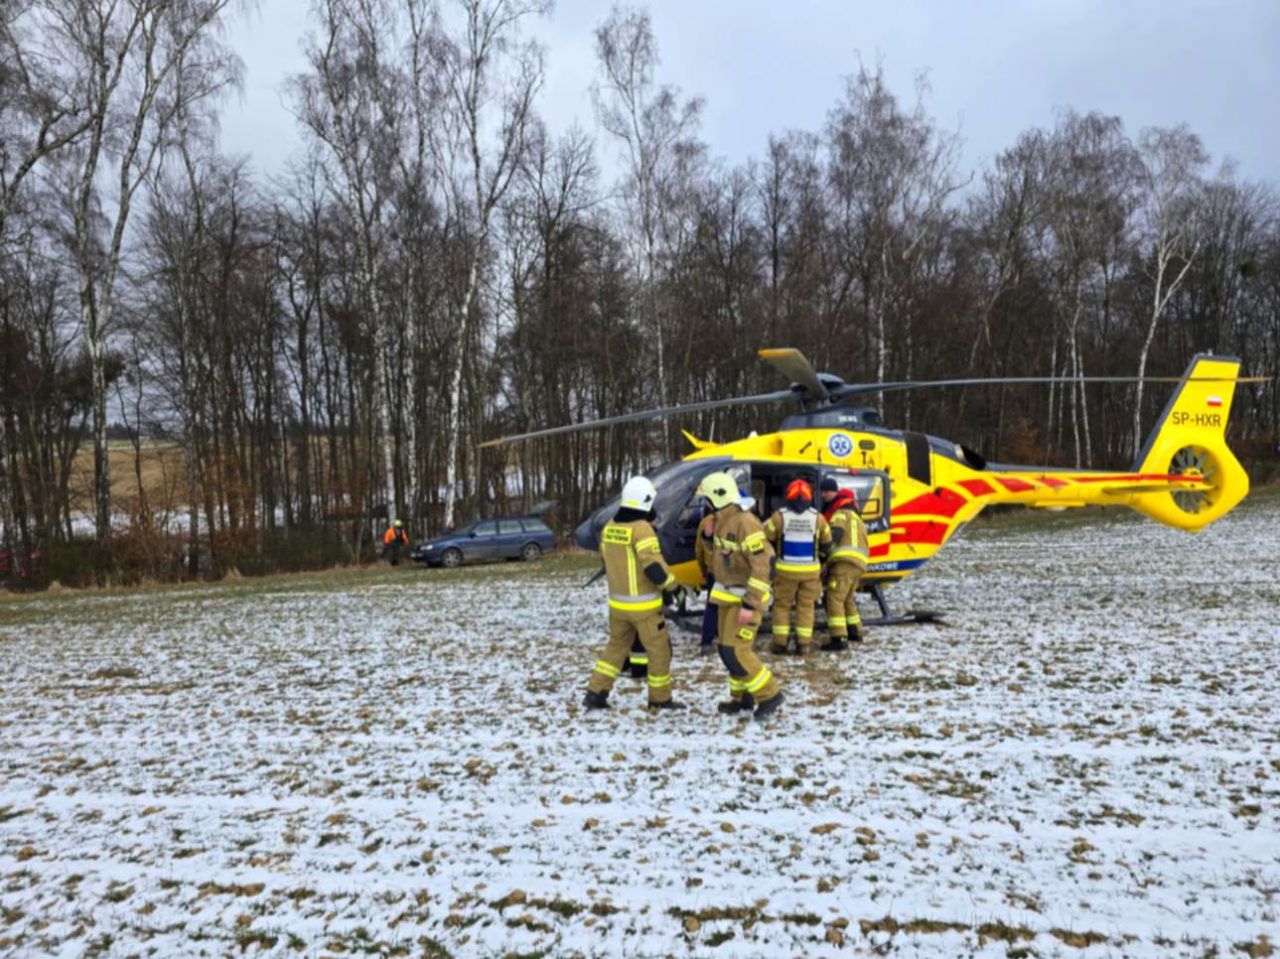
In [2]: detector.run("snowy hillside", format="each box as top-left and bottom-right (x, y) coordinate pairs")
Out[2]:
(2, 498), (1278, 957)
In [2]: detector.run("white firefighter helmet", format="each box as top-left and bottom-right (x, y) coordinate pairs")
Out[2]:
(619, 475), (658, 511)
(696, 471), (740, 510)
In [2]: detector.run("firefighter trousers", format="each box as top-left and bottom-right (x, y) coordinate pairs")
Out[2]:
(587, 609), (673, 703)
(771, 572), (821, 652)
(716, 604), (781, 704)
(825, 564), (864, 637)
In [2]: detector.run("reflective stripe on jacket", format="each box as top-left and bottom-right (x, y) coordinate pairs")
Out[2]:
(707, 504), (773, 609)
(764, 508), (831, 575)
(602, 519), (676, 612)
(828, 507), (869, 570)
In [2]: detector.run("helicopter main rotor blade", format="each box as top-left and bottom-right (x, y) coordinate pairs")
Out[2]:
(758, 348), (830, 401)
(833, 374), (1270, 398)
(478, 389), (797, 449)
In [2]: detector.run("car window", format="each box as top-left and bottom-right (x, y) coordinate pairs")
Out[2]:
(521, 518), (551, 533)
(473, 521), (498, 537)
(497, 519), (523, 534)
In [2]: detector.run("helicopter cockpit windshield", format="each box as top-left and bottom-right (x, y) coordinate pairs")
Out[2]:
(572, 458), (737, 553)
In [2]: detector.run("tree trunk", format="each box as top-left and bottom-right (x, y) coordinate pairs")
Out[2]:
(84, 303), (112, 542)
(443, 252), (481, 529)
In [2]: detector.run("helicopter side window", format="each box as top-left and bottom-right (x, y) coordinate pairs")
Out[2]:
(676, 505), (702, 529)
(823, 470), (891, 534)
(674, 462), (753, 527)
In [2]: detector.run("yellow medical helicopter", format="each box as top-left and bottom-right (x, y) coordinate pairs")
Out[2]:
(482, 349), (1259, 624)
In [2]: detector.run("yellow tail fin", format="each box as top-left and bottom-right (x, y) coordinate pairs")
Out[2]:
(1130, 354), (1250, 531)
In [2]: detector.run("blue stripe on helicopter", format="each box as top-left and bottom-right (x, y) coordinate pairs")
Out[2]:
(865, 558), (929, 574)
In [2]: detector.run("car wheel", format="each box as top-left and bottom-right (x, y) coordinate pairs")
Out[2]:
(441, 548), (463, 569)
(521, 542), (542, 562)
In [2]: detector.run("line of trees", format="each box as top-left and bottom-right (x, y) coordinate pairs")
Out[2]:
(2, 1), (1278, 587)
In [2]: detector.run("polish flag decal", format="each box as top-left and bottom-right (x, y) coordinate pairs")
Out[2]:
(1207, 396), (1223, 408)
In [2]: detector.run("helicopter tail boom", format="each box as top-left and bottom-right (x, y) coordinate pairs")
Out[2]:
(905, 355), (1253, 536)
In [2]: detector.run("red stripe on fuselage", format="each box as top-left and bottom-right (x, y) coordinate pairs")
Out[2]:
(894, 486), (967, 519)
(995, 476), (1037, 493)
(892, 520), (949, 546)
(959, 479), (995, 497)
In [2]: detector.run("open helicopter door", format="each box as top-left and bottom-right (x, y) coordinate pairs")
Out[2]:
(819, 469), (891, 534)
(818, 468), (943, 629)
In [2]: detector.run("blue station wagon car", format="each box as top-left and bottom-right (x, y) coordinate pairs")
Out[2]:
(411, 516), (556, 568)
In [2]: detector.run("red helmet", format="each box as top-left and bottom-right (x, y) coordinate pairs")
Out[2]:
(785, 478), (813, 502)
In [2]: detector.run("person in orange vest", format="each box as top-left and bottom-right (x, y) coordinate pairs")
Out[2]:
(383, 519), (409, 566)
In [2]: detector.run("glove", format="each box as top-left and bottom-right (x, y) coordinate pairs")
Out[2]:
(660, 583), (691, 606)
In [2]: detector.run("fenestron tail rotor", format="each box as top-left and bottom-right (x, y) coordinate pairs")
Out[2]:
(1170, 445), (1220, 515)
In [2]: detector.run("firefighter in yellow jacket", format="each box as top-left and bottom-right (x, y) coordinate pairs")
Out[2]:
(696, 471), (785, 720)
(820, 476), (870, 650)
(763, 479), (832, 655)
(583, 476), (686, 711)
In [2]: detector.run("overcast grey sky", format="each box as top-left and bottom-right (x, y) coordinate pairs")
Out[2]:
(221, 0), (1280, 183)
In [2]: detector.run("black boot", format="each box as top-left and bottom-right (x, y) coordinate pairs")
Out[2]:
(849, 625), (864, 643)
(582, 690), (610, 710)
(753, 692), (785, 721)
(717, 693), (754, 715)
(820, 637), (850, 652)
(648, 699), (688, 711)
(629, 661), (649, 679)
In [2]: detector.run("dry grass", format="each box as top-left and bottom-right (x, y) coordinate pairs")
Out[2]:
(67, 441), (187, 515)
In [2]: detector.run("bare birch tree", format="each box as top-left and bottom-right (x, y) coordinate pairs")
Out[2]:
(1041, 111), (1138, 466)
(592, 5), (702, 452)
(293, 0), (407, 524)
(51, 0), (237, 541)
(1132, 124), (1207, 456)
(826, 65), (962, 409)
(432, 0), (547, 528)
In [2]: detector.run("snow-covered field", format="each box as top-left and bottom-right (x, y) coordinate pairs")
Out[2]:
(2, 497), (1278, 958)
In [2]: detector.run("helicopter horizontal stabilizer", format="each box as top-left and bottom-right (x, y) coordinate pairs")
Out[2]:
(1128, 354), (1251, 531)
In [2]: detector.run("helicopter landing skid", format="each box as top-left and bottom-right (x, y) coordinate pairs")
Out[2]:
(861, 584), (944, 627)
(666, 583), (943, 633)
